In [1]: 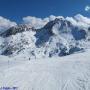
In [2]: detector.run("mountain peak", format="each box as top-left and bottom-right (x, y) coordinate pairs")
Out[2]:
(0, 15), (90, 58)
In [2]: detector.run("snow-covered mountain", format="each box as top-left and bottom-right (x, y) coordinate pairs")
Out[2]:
(0, 14), (90, 90)
(0, 14), (90, 59)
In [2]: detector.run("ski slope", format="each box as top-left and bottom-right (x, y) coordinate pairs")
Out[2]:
(0, 50), (90, 90)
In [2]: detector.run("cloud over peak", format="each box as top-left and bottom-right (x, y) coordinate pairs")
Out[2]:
(23, 15), (64, 29)
(0, 16), (17, 33)
(0, 14), (90, 32)
(66, 14), (90, 28)
(23, 16), (48, 29)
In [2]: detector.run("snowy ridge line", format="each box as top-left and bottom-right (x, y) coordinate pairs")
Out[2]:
(0, 14), (90, 59)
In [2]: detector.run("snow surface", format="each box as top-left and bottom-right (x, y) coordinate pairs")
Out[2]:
(0, 14), (90, 90)
(0, 49), (90, 90)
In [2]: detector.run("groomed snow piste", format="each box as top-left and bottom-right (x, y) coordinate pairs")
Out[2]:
(0, 49), (90, 90)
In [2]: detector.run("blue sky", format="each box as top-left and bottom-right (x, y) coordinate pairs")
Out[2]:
(0, 0), (90, 22)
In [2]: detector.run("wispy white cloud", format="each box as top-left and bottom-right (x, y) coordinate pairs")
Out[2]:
(23, 14), (90, 29)
(1, 14), (90, 33)
(23, 15), (64, 29)
(66, 14), (90, 28)
(23, 16), (49, 29)
(74, 14), (90, 24)
(85, 5), (90, 12)
(0, 16), (17, 33)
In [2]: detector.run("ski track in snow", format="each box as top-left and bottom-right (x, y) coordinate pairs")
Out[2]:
(0, 50), (90, 90)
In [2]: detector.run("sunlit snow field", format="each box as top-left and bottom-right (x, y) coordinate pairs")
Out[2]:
(0, 49), (90, 90)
